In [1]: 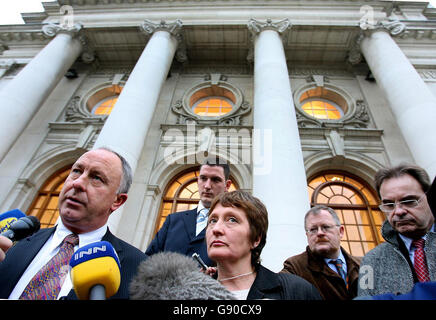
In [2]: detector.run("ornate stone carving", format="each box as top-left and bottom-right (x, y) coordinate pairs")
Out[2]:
(247, 18), (292, 62)
(171, 99), (251, 126)
(247, 18), (292, 36)
(42, 22), (95, 63)
(140, 19), (186, 62)
(171, 100), (197, 125)
(360, 18), (407, 37)
(343, 100), (370, 128)
(347, 33), (364, 65)
(42, 22), (83, 38)
(296, 99), (370, 129)
(64, 95), (107, 123)
(140, 19), (183, 37)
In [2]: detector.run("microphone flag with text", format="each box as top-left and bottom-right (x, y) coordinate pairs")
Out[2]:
(69, 241), (121, 300)
(0, 212), (40, 242)
(0, 209), (26, 233)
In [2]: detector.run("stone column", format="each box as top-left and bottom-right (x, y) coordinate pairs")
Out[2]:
(93, 20), (182, 233)
(0, 23), (84, 162)
(248, 19), (309, 272)
(359, 20), (436, 179)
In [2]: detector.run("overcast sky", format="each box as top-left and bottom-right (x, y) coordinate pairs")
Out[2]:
(0, 0), (436, 25)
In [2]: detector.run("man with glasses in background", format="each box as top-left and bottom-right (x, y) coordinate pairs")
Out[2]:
(280, 205), (361, 300)
(357, 164), (436, 297)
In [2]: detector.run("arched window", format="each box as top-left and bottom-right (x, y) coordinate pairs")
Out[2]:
(193, 97), (233, 117)
(155, 169), (237, 235)
(27, 166), (71, 229)
(299, 87), (348, 120)
(86, 85), (122, 115)
(189, 85), (236, 118)
(307, 172), (385, 257)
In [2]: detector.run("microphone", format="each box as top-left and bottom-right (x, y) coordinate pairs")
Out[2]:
(0, 209), (26, 233)
(0, 215), (40, 241)
(69, 241), (121, 300)
(129, 251), (236, 300)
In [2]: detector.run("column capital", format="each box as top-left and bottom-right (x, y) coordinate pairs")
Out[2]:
(140, 19), (183, 37)
(360, 18), (407, 37)
(42, 22), (83, 38)
(247, 18), (292, 37)
(140, 19), (186, 63)
(42, 23), (95, 64)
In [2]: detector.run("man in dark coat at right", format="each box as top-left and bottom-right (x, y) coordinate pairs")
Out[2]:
(281, 205), (360, 300)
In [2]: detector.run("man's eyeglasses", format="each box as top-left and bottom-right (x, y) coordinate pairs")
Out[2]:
(378, 193), (426, 213)
(306, 224), (339, 235)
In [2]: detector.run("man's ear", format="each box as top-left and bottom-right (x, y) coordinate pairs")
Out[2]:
(111, 193), (128, 212)
(225, 179), (232, 191)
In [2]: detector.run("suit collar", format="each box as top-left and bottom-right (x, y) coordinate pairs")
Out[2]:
(306, 246), (360, 277)
(247, 265), (281, 299)
(181, 207), (206, 242)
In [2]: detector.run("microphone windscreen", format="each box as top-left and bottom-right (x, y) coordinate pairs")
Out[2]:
(0, 209), (26, 233)
(69, 241), (121, 300)
(129, 252), (236, 300)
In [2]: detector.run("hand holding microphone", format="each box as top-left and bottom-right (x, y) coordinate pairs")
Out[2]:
(0, 236), (12, 262)
(69, 241), (121, 300)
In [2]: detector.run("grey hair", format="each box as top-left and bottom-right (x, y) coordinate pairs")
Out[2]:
(304, 205), (341, 229)
(95, 147), (132, 194)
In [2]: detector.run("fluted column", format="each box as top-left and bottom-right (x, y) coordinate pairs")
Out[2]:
(0, 23), (84, 162)
(360, 20), (436, 178)
(248, 19), (309, 272)
(94, 20), (181, 233)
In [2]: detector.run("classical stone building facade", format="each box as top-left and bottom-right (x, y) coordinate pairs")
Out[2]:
(0, 0), (435, 271)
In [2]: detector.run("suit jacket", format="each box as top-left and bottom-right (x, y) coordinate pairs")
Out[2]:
(281, 246), (361, 300)
(145, 208), (214, 266)
(247, 264), (321, 300)
(0, 227), (147, 299)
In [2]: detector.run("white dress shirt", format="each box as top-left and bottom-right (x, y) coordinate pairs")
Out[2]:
(9, 219), (108, 299)
(195, 201), (209, 236)
(398, 224), (434, 266)
(324, 249), (348, 276)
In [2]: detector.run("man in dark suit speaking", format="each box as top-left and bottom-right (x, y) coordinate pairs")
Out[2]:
(145, 157), (231, 266)
(0, 147), (147, 299)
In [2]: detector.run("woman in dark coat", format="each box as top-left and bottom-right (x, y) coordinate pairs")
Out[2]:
(205, 190), (321, 300)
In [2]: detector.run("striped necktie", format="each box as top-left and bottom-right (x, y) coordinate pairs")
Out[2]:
(412, 239), (431, 282)
(332, 259), (347, 284)
(196, 208), (209, 236)
(20, 233), (79, 300)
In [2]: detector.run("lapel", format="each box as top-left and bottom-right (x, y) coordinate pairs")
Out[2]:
(247, 265), (281, 300)
(20, 227), (56, 270)
(0, 227), (55, 298)
(181, 208), (203, 243)
(102, 229), (124, 264)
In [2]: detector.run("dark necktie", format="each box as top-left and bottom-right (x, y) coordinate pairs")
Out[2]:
(412, 239), (431, 282)
(20, 233), (79, 300)
(332, 259), (347, 284)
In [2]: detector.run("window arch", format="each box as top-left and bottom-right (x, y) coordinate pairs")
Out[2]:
(27, 166), (71, 229)
(299, 86), (348, 120)
(86, 84), (123, 115)
(189, 86), (236, 118)
(155, 168), (238, 235)
(307, 171), (385, 257)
